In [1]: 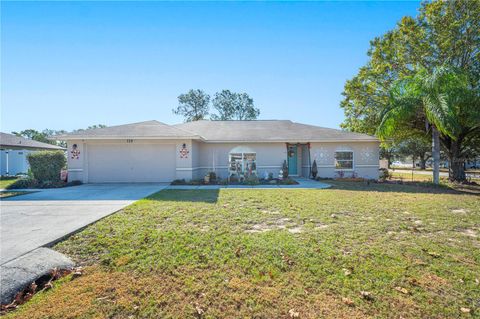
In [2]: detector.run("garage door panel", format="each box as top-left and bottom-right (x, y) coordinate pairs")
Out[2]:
(87, 144), (175, 183)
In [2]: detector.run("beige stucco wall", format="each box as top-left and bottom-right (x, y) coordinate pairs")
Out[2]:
(65, 139), (380, 183)
(195, 141), (379, 180)
(66, 139), (195, 183)
(66, 140), (86, 182)
(309, 141), (380, 179)
(195, 142), (288, 179)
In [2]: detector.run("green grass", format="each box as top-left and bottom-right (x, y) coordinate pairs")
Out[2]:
(7, 181), (480, 318)
(0, 177), (18, 189)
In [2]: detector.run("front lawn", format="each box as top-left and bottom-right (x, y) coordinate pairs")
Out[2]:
(7, 182), (479, 318)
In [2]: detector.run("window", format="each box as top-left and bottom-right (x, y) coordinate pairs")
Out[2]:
(335, 151), (353, 169)
(229, 147), (257, 177)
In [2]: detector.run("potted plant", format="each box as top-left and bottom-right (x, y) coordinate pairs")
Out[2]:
(208, 172), (217, 183)
(311, 160), (318, 179)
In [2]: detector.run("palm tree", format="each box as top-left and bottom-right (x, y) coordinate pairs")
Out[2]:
(377, 66), (479, 183)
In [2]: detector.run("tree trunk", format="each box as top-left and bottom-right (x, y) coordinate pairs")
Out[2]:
(420, 157), (427, 170)
(448, 141), (466, 182)
(432, 127), (440, 185)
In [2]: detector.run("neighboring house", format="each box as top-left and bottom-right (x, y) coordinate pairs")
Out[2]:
(0, 132), (65, 176)
(54, 120), (380, 183)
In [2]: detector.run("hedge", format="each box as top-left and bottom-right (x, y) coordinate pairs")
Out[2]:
(27, 151), (66, 182)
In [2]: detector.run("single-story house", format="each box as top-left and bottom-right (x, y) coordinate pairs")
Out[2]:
(0, 132), (65, 176)
(54, 120), (380, 183)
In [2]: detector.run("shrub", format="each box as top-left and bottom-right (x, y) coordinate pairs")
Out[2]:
(39, 180), (66, 188)
(335, 171), (345, 179)
(0, 176), (17, 180)
(6, 177), (38, 189)
(379, 168), (391, 181)
(218, 178), (229, 185)
(208, 172), (217, 182)
(66, 180), (83, 187)
(279, 177), (298, 185)
(190, 179), (203, 185)
(244, 175), (260, 185)
(311, 160), (318, 179)
(268, 172), (274, 180)
(171, 179), (186, 185)
(5, 176), (79, 189)
(27, 151), (66, 182)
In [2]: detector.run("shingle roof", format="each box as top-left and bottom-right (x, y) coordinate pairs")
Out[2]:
(53, 120), (201, 139)
(0, 132), (65, 150)
(54, 120), (378, 142)
(175, 120), (378, 142)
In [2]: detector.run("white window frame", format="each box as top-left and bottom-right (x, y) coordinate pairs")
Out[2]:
(334, 150), (354, 171)
(229, 152), (257, 176)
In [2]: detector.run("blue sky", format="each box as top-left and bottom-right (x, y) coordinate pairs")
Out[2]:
(1, 1), (420, 133)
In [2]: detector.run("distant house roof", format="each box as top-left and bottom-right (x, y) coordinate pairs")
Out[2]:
(54, 120), (378, 142)
(175, 120), (378, 142)
(0, 132), (65, 150)
(53, 120), (202, 140)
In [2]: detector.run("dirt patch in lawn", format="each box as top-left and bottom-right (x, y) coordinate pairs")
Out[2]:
(245, 217), (314, 234)
(245, 218), (305, 234)
(458, 228), (478, 238)
(451, 208), (468, 214)
(244, 217), (330, 234)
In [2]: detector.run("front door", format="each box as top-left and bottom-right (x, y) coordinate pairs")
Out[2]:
(287, 145), (298, 175)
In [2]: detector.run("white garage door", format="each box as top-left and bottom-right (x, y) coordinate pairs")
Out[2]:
(87, 143), (176, 183)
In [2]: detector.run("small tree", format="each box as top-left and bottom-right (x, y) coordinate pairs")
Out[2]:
(27, 151), (66, 182)
(311, 160), (318, 179)
(396, 135), (431, 169)
(173, 89), (210, 122)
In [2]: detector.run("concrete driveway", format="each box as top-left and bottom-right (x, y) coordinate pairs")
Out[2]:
(0, 183), (167, 265)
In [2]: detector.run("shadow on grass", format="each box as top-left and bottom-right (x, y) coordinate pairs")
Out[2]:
(147, 189), (220, 203)
(322, 179), (480, 195)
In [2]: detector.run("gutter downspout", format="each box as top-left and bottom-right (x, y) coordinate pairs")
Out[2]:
(5, 150), (10, 176)
(307, 143), (312, 179)
(285, 142), (289, 169)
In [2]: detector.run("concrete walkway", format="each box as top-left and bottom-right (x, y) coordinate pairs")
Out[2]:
(167, 178), (331, 190)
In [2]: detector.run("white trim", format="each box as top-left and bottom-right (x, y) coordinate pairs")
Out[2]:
(176, 165), (283, 172)
(176, 166), (228, 171)
(203, 139), (379, 143)
(58, 138), (379, 143)
(302, 165), (335, 168)
(67, 168), (83, 172)
(56, 136), (203, 141)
